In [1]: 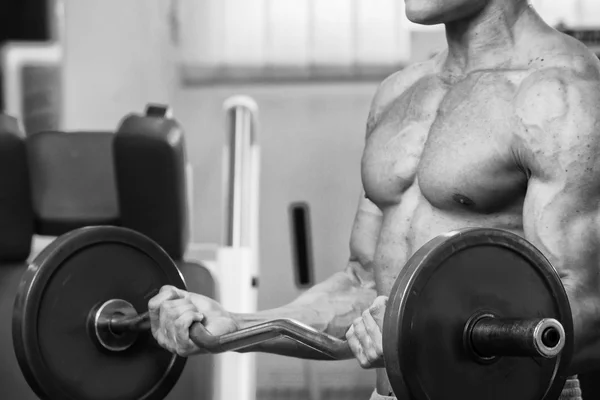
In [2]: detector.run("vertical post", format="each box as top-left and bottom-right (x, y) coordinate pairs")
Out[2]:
(217, 95), (260, 400)
(224, 96), (258, 248)
(289, 202), (321, 400)
(48, 0), (66, 42)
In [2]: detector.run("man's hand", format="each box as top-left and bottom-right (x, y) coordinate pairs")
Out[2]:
(346, 296), (388, 369)
(148, 285), (239, 357)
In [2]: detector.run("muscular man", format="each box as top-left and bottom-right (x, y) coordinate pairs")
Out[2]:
(149, 0), (600, 398)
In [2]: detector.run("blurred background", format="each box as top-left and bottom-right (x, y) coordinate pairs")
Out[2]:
(0, 0), (599, 399)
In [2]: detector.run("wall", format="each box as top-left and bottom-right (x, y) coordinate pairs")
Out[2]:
(532, 0), (600, 27)
(177, 0), (412, 69)
(61, 0), (176, 130)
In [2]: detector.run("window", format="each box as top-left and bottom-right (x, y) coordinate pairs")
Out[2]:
(531, 0), (600, 28)
(177, 0), (420, 84)
(176, 0), (599, 84)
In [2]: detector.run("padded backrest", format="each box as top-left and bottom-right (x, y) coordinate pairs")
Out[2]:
(114, 107), (189, 260)
(0, 114), (33, 261)
(26, 131), (119, 235)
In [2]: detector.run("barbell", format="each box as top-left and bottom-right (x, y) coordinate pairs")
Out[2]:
(11, 226), (573, 400)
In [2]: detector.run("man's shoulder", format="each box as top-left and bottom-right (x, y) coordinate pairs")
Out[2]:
(514, 38), (600, 177)
(368, 53), (443, 121)
(515, 31), (600, 123)
(376, 54), (442, 99)
(519, 29), (600, 90)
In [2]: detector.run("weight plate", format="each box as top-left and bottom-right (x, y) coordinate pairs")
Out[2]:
(383, 228), (573, 400)
(13, 226), (187, 400)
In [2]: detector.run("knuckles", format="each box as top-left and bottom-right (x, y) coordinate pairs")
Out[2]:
(159, 285), (175, 293)
(366, 348), (379, 362)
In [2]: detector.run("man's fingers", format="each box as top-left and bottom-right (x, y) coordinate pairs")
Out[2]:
(160, 298), (193, 311)
(159, 285), (177, 293)
(153, 326), (172, 352)
(368, 296), (388, 321)
(160, 303), (197, 328)
(159, 285), (188, 296)
(353, 317), (378, 364)
(346, 327), (370, 368)
(172, 310), (204, 356)
(149, 289), (180, 335)
(362, 309), (383, 354)
(148, 286), (186, 312)
(154, 298), (196, 324)
(346, 324), (354, 338)
(174, 310), (204, 334)
(158, 304), (202, 356)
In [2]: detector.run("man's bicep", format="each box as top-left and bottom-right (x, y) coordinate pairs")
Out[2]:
(347, 193), (382, 283)
(523, 180), (600, 290)
(519, 69), (600, 290)
(518, 65), (600, 371)
(523, 178), (600, 370)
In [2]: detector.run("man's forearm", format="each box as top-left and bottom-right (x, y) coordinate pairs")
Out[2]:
(230, 268), (377, 360)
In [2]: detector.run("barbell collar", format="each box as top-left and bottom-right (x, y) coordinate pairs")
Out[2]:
(468, 315), (565, 360)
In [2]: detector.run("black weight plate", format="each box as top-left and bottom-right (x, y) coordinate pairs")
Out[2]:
(383, 228), (573, 400)
(13, 226), (187, 400)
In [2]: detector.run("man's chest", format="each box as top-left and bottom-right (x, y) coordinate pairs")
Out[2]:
(362, 70), (531, 213)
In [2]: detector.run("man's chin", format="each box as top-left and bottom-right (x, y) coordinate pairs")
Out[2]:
(406, 10), (445, 25)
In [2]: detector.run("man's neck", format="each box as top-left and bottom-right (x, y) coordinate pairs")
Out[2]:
(443, 0), (533, 73)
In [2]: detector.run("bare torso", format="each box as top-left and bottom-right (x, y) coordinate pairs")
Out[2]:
(363, 21), (600, 395)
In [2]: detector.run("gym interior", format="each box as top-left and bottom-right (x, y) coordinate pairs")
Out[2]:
(1, 1), (600, 400)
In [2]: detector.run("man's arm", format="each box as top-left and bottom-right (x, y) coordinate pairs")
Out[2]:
(232, 193), (381, 359)
(228, 70), (416, 359)
(517, 66), (600, 374)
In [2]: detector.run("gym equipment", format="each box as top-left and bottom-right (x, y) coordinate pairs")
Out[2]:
(26, 130), (119, 236)
(114, 103), (188, 260)
(13, 227), (186, 400)
(382, 229), (572, 400)
(12, 226), (573, 400)
(0, 113), (33, 261)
